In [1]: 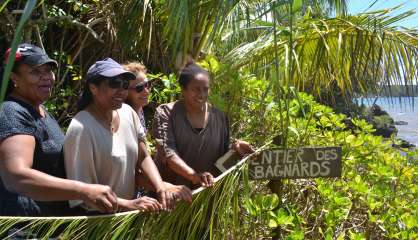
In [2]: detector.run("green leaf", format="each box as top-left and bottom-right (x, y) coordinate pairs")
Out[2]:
(345, 135), (356, 144)
(268, 219), (278, 228)
(274, 208), (294, 226)
(336, 231), (345, 240)
(334, 197), (351, 206)
(288, 229), (304, 240)
(291, 0), (302, 14)
(349, 230), (366, 240)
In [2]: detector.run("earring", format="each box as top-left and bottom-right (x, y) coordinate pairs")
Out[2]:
(13, 82), (18, 88)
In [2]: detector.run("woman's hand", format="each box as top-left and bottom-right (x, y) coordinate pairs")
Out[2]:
(166, 183), (193, 203)
(157, 184), (193, 210)
(80, 183), (118, 213)
(156, 187), (176, 211)
(118, 196), (162, 212)
(191, 172), (214, 187)
(131, 196), (162, 212)
(232, 140), (255, 157)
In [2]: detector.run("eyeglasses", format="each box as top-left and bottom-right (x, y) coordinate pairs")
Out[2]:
(107, 77), (130, 90)
(130, 80), (151, 93)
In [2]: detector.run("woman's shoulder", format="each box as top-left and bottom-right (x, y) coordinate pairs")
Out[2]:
(66, 111), (94, 133)
(120, 103), (136, 114)
(118, 103), (139, 122)
(156, 101), (178, 111)
(0, 98), (31, 117)
(0, 98), (36, 128)
(0, 99), (38, 140)
(155, 101), (181, 116)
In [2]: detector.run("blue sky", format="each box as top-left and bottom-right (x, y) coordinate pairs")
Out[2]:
(347, 0), (418, 28)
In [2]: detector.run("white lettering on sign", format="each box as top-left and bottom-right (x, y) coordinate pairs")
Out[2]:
(297, 149), (304, 162)
(291, 164), (300, 176)
(310, 162), (321, 176)
(301, 162), (309, 176)
(283, 163), (292, 177)
(260, 149), (306, 165)
(316, 149), (338, 161)
(254, 166), (264, 178)
(250, 147), (341, 179)
(266, 165), (274, 177)
(320, 161), (331, 176)
(253, 162), (334, 179)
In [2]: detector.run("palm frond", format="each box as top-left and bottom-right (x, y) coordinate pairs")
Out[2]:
(0, 146), (270, 239)
(223, 8), (418, 101)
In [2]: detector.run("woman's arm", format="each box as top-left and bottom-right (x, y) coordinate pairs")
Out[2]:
(166, 153), (214, 187)
(152, 105), (214, 187)
(0, 134), (118, 213)
(138, 141), (176, 210)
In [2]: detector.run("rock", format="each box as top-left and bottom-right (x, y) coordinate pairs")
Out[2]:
(364, 104), (398, 138)
(371, 114), (397, 138)
(394, 121), (408, 125)
(370, 104), (389, 116)
(393, 139), (416, 148)
(373, 125), (397, 138)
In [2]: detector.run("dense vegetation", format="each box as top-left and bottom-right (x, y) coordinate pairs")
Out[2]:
(1, 0), (417, 239)
(237, 90), (418, 239)
(0, 80), (417, 239)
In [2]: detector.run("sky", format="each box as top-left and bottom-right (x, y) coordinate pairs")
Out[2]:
(347, 0), (418, 28)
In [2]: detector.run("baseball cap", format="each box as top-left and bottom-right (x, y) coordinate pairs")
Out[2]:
(4, 43), (57, 67)
(86, 58), (136, 81)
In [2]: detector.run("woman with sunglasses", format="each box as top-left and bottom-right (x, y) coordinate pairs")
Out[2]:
(123, 62), (193, 202)
(64, 58), (188, 213)
(0, 44), (118, 216)
(153, 61), (254, 189)
(123, 62), (151, 133)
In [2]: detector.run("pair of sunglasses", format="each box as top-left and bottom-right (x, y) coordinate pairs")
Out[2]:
(130, 80), (151, 93)
(107, 77), (130, 90)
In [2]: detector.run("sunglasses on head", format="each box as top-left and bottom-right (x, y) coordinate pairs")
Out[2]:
(107, 77), (130, 90)
(130, 80), (151, 93)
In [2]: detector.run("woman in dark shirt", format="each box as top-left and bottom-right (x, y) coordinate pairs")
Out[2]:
(153, 61), (254, 188)
(0, 43), (118, 216)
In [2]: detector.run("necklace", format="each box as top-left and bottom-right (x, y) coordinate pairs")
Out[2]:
(90, 104), (117, 132)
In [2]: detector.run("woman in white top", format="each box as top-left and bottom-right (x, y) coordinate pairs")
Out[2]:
(64, 58), (185, 213)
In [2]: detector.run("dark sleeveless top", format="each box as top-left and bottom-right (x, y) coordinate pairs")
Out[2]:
(0, 96), (71, 216)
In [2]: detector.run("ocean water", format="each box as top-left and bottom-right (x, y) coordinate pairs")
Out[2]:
(356, 97), (418, 146)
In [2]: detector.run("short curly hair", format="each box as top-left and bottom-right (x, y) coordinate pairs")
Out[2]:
(122, 61), (147, 76)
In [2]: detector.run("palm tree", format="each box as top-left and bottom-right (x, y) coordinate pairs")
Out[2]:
(220, 3), (417, 102)
(1, 0), (417, 239)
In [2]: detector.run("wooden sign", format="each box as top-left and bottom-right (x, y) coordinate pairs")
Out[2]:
(249, 147), (342, 180)
(215, 150), (241, 172)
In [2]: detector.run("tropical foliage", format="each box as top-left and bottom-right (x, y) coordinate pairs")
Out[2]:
(1, 84), (417, 239)
(2, 0), (417, 120)
(0, 0), (417, 239)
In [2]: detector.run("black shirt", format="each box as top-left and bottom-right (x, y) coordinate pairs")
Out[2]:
(0, 96), (71, 216)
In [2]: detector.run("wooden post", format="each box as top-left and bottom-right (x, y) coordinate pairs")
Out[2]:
(268, 179), (283, 240)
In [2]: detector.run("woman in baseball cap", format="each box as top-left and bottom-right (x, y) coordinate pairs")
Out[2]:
(64, 58), (190, 213)
(0, 43), (119, 216)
